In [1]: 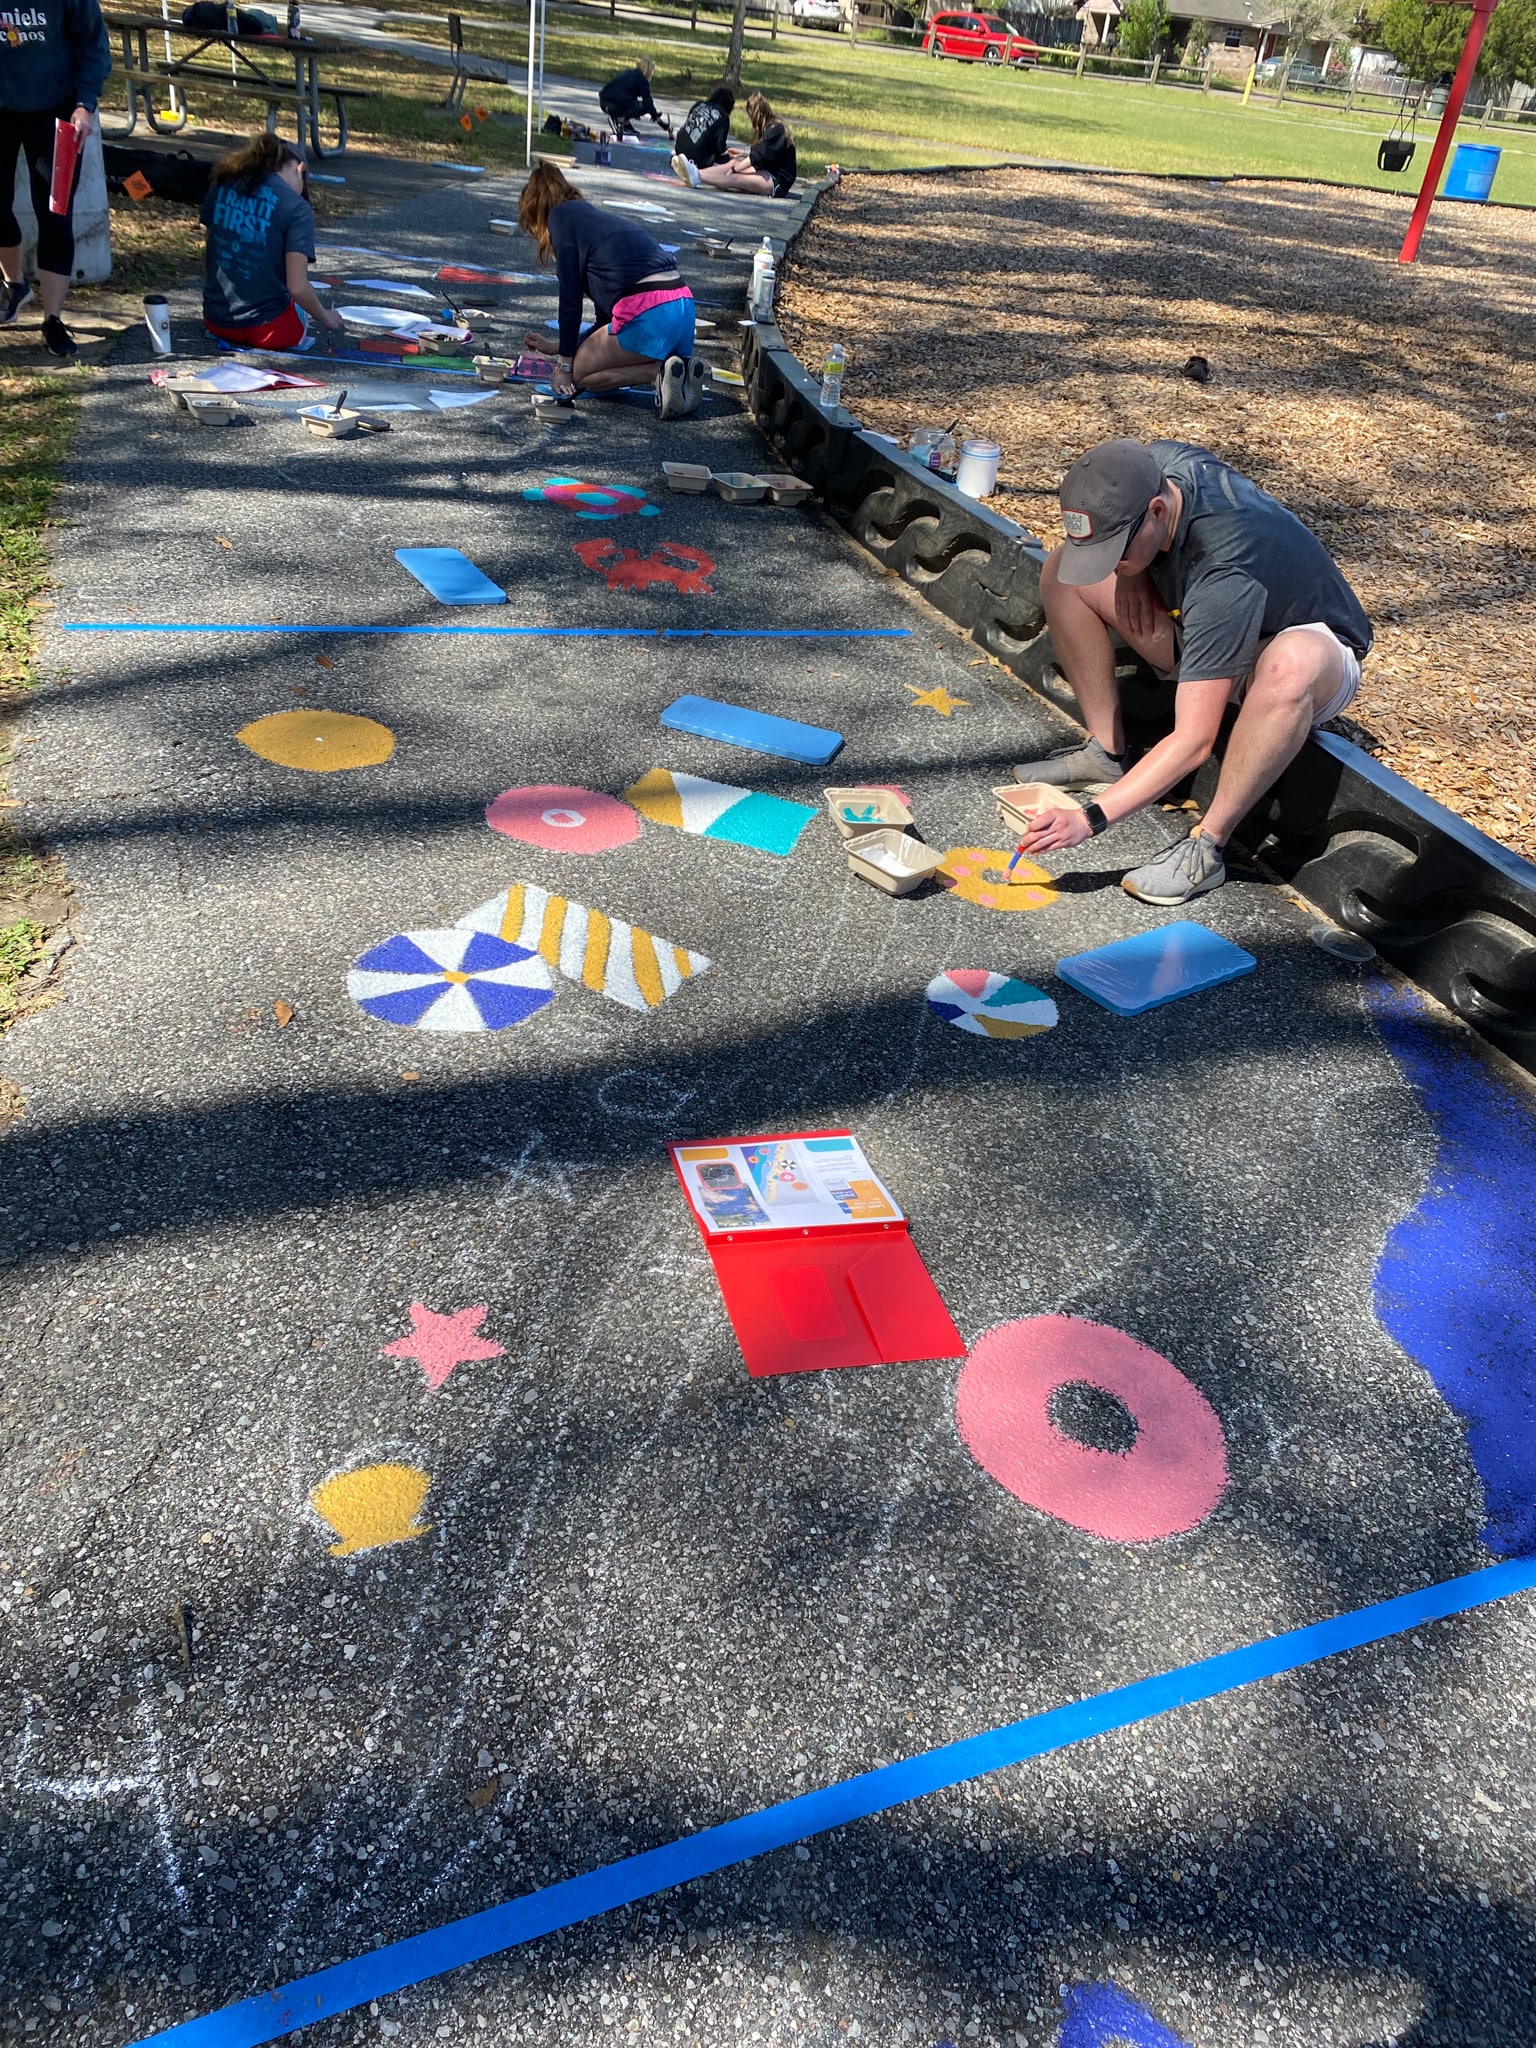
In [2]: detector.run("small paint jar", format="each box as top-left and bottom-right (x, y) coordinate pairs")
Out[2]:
(956, 438), (1001, 499)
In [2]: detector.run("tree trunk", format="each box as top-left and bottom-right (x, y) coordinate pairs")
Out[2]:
(724, 0), (750, 84)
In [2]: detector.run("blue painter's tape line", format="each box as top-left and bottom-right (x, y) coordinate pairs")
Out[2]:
(133, 1557), (1536, 2048)
(60, 625), (912, 642)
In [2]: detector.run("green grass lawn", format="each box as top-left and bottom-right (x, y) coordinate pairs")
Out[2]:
(450, 4), (1536, 205)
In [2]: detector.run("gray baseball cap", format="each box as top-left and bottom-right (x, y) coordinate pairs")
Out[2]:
(1057, 439), (1165, 586)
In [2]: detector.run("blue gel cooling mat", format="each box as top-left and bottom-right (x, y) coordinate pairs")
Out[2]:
(394, 548), (507, 605)
(660, 695), (844, 766)
(1055, 920), (1257, 1017)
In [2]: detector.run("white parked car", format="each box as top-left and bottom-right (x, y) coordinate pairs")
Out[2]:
(791, 0), (843, 26)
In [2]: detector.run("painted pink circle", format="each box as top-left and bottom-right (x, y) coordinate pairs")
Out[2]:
(956, 1315), (1228, 1542)
(484, 784), (640, 854)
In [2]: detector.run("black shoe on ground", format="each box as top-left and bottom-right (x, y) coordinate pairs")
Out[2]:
(0, 279), (34, 326)
(41, 315), (77, 359)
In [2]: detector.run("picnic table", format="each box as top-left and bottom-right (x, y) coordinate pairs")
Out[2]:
(101, 10), (372, 156)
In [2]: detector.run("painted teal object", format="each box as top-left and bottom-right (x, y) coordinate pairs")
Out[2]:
(1056, 921), (1256, 1017)
(660, 694), (844, 766)
(1369, 978), (1536, 1555)
(701, 787), (818, 856)
(393, 549), (506, 605)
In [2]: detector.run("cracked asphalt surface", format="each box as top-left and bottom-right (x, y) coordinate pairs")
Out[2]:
(2, 157), (1535, 2048)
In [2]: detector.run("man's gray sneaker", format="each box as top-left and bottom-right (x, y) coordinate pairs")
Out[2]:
(1012, 735), (1125, 790)
(1121, 830), (1227, 906)
(0, 279), (33, 326)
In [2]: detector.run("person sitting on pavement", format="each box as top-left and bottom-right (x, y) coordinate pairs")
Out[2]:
(0, 0), (112, 358)
(1011, 437), (1373, 907)
(201, 133), (344, 353)
(517, 160), (702, 418)
(674, 89), (796, 197)
(670, 84), (734, 174)
(597, 58), (671, 141)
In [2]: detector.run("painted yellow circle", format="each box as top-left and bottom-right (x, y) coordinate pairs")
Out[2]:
(237, 709), (396, 773)
(309, 1462), (431, 1557)
(940, 846), (1058, 912)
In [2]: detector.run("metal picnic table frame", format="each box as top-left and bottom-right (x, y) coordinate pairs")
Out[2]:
(100, 10), (362, 156)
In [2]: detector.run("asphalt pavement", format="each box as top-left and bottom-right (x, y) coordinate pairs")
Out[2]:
(2, 155), (1535, 2048)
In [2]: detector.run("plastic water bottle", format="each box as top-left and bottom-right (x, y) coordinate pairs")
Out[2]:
(750, 234), (773, 313)
(819, 342), (846, 411)
(751, 250), (776, 322)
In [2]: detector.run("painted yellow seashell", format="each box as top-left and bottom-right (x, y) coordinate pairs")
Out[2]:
(237, 710), (396, 773)
(309, 1462), (431, 1556)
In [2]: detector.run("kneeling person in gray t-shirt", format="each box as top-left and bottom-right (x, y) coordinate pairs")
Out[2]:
(1012, 437), (1373, 908)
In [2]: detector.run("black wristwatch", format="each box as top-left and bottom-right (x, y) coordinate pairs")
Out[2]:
(1080, 800), (1109, 836)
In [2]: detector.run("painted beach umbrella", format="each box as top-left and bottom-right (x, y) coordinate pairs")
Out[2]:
(926, 969), (1058, 1039)
(348, 928), (554, 1032)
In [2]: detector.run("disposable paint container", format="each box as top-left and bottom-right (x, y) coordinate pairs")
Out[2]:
(663, 461), (712, 492)
(994, 782), (1081, 835)
(845, 829), (944, 896)
(757, 473), (812, 506)
(823, 785), (914, 838)
(301, 406), (363, 439)
(185, 396), (238, 425)
(956, 438), (1001, 499)
(712, 472), (767, 504)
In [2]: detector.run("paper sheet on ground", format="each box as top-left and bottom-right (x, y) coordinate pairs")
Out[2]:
(337, 279), (442, 300)
(428, 388), (499, 409)
(673, 1134), (903, 1234)
(155, 363), (321, 392)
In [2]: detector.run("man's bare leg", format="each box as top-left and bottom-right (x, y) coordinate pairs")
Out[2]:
(1040, 545), (1176, 757)
(1197, 627), (1344, 846)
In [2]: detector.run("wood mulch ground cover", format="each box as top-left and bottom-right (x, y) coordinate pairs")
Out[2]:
(779, 169), (1536, 866)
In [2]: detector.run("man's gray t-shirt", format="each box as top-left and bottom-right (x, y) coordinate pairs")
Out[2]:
(201, 173), (314, 328)
(1146, 440), (1372, 685)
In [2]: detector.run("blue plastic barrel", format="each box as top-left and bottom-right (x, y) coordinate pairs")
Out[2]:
(1443, 142), (1501, 202)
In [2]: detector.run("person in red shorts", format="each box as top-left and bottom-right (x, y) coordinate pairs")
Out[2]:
(200, 132), (343, 352)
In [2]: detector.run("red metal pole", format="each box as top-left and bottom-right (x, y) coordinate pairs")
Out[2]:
(1399, 0), (1499, 264)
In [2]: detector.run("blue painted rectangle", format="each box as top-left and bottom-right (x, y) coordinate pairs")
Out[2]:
(393, 549), (506, 606)
(700, 789), (818, 856)
(1055, 920), (1257, 1017)
(660, 694), (844, 766)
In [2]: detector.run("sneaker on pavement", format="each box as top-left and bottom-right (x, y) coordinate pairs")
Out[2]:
(1121, 830), (1227, 906)
(1, 279), (33, 326)
(41, 315), (77, 359)
(656, 353), (704, 419)
(671, 152), (701, 188)
(1012, 734), (1126, 790)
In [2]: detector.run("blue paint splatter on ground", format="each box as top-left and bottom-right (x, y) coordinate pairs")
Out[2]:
(1059, 1980), (1190, 2047)
(1369, 978), (1536, 1556)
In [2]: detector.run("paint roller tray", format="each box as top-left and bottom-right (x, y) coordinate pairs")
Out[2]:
(300, 406), (364, 438)
(663, 461), (713, 493)
(824, 786), (914, 838)
(845, 829), (944, 896)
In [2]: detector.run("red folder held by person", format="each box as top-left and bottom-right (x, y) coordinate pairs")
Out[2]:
(50, 119), (82, 216)
(668, 1129), (965, 1378)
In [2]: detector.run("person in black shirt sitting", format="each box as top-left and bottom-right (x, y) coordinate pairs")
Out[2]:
(517, 161), (703, 417)
(670, 84), (734, 173)
(674, 91), (796, 197)
(597, 59), (670, 141)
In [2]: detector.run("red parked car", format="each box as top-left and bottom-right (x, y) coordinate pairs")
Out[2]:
(922, 11), (1039, 63)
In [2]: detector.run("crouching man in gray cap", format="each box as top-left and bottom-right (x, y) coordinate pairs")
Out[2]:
(1011, 438), (1373, 905)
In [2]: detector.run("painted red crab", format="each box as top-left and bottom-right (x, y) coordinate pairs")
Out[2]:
(572, 538), (716, 595)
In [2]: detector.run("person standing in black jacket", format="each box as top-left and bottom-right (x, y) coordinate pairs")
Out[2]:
(0, 0), (112, 355)
(670, 84), (733, 172)
(597, 58), (670, 141)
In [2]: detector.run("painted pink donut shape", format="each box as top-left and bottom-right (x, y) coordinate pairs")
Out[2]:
(956, 1315), (1228, 1542)
(484, 784), (640, 854)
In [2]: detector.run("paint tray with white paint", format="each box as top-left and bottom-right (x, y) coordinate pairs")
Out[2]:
(844, 829), (944, 897)
(823, 786), (914, 838)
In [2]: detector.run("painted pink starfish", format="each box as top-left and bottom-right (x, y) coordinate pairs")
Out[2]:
(381, 1303), (504, 1392)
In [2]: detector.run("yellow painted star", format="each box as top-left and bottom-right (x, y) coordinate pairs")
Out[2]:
(906, 683), (969, 717)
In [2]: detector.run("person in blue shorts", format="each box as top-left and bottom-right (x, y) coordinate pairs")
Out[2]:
(517, 161), (703, 418)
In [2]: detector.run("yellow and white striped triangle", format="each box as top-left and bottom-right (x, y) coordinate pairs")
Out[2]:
(456, 886), (710, 1014)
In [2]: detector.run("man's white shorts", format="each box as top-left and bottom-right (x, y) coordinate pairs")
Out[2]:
(1231, 622), (1363, 729)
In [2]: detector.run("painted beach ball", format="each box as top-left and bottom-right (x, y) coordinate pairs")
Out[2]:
(348, 928), (554, 1032)
(926, 969), (1058, 1040)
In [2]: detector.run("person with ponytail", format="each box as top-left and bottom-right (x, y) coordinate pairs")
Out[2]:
(517, 160), (702, 418)
(200, 133), (343, 352)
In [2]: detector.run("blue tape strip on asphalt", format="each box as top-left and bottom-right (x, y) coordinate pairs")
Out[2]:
(61, 625), (913, 641)
(134, 1557), (1536, 2048)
